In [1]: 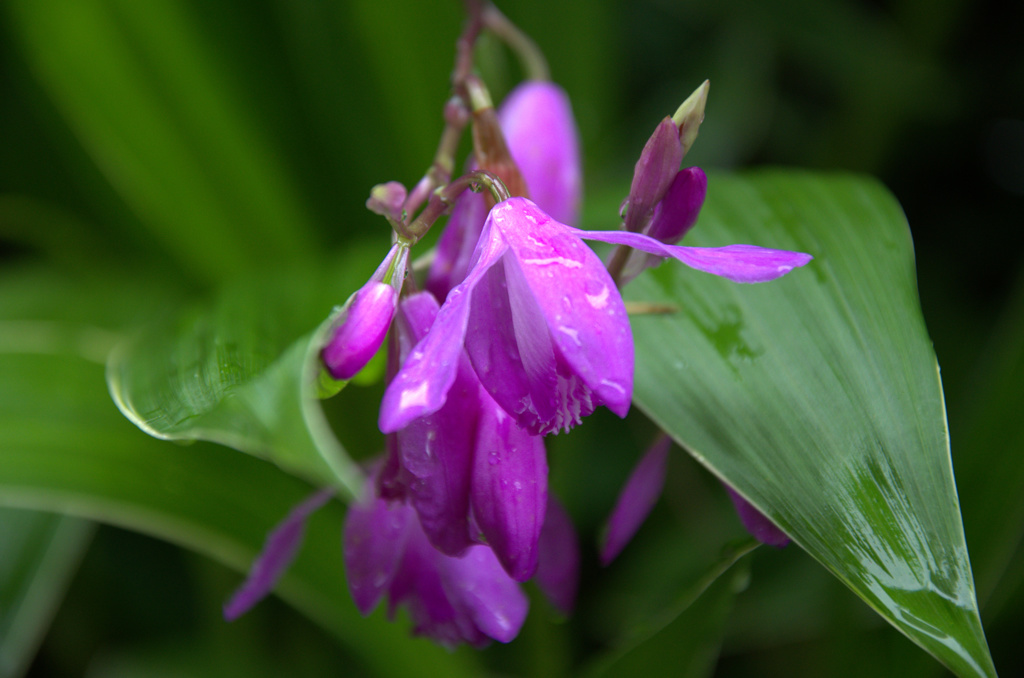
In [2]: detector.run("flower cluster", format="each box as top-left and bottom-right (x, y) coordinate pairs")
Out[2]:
(226, 2), (806, 648)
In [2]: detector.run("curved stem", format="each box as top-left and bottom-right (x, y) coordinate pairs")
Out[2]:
(405, 170), (508, 243)
(482, 3), (550, 81)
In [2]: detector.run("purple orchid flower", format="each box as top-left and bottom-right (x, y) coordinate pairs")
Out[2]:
(344, 483), (528, 648)
(322, 242), (409, 381)
(380, 291), (549, 581)
(381, 197), (812, 437)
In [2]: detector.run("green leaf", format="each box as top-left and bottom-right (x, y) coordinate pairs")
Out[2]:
(106, 270), (365, 500)
(0, 508), (94, 678)
(0, 352), (478, 678)
(627, 170), (995, 677)
(5, 0), (317, 283)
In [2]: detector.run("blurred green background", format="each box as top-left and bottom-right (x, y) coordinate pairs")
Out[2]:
(1, 0), (1022, 676)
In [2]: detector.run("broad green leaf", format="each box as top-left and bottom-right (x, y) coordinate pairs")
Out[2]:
(0, 508), (94, 678)
(5, 0), (317, 283)
(106, 269), (366, 500)
(627, 170), (994, 677)
(0, 352), (478, 678)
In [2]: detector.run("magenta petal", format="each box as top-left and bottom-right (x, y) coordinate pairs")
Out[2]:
(725, 486), (790, 547)
(224, 488), (334, 620)
(343, 490), (415, 616)
(600, 436), (670, 566)
(463, 199), (633, 435)
(322, 281), (398, 380)
(390, 293), (477, 555)
(499, 81), (582, 226)
(647, 167), (707, 244)
(570, 226), (814, 283)
(390, 525), (488, 648)
(625, 117), (683, 233)
(425, 189), (488, 299)
(379, 221), (509, 433)
(441, 544), (529, 644)
(471, 394), (548, 581)
(534, 495), (580, 615)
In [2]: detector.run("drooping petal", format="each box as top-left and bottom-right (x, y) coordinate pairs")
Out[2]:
(534, 495), (580, 615)
(343, 488), (416, 616)
(389, 523), (489, 648)
(725, 486), (791, 548)
(499, 81), (582, 226)
(599, 436), (670, 566)
(568, 225), (814, 283)
(624, 117), (683, 233)
(471, 393), (548, 581)
(440, 543), (530, 644)
(224, 488), (334, 620)
(393, 293), (478, 555)
(473, 198), (632, 434)
(379, 219), (510, 433)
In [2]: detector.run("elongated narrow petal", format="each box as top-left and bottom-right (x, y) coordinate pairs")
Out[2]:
(393, 293), (478, 555)
(343, 489), (416, 616)
(466, 198), (632, 435)
(725, 486), (790, 547)
(600, 436), (670, 566)
(499, 81), (582, 226)
(224, 489), (334, 620)
(379, 221), (509, 433)
(569, 226), (814, 283)
(534, 495), (580, 615)
(471, 395), (548, 581)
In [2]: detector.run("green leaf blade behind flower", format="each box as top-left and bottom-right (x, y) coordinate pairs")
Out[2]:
(627, 170), (995, 677)
(105, 262), (375, 501)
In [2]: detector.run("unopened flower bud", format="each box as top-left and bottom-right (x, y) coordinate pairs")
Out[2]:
(671, 79), (709, 158)
(624, 117), (682, 233)
(498, 81), (582, 226)
(366, 182), (407, 222)
(322, 282), (398, 381)
(322, 243), (409, 381)
(646, 167), (707, 245)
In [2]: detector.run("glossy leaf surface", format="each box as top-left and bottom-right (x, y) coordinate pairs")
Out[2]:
(627, 170), (994, 677)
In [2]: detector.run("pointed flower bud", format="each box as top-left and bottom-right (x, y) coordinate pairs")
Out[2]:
(624, 117), (683, 233)
(322, 242), (409, 381)
(672, 79), (709, 158)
